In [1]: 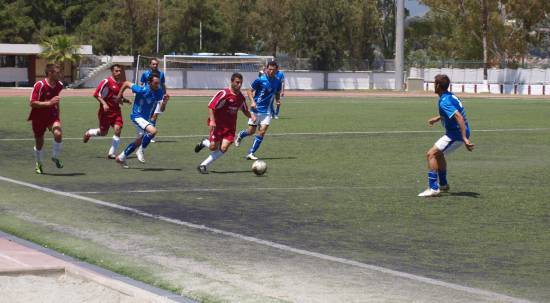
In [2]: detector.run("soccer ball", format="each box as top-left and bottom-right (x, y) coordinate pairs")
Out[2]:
(252, 160), (267, 176)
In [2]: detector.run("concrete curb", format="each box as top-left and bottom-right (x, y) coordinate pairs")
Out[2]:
(0, 231), (198, 303)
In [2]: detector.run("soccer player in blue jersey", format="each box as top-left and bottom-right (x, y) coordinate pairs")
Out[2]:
(273, 67), (285, 119)
(235, 61), (282, 160)
(114, 72), (169, 168)
(418, 74), (474, 197)
(136, 58), (167, 161)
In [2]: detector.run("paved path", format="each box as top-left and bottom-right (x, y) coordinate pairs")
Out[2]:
(0, 231), (195, 303)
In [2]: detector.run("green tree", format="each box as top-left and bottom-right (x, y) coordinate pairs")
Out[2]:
(40, 35), (81, 64)
(0, 0), (35, 43)
(40, 35), (81, 82)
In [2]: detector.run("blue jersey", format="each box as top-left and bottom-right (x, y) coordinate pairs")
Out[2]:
(140, 69), (166, 86)
(439, 91), (470, 140)
(250, 74), (282, 114)
(275, 70), (285, 82)
(130, 84), (164, 120)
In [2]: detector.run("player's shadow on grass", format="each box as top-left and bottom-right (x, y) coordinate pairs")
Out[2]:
(42, 172), (86, 177)
(210, 170), (251, 174)
(259, 156), (297, 160)
(149, 140), (177, 143)
(138, 168), (183, 172)
(447, 191), (480, 198)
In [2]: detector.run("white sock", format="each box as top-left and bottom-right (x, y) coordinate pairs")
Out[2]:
(200, 150), (224, 167)
(52, 141), (62, 158)
(88, 128), (101, 137)
(33, 146), (44, 164)
(117, 152), (126, 161)
(202, 138), (210, 147)
(109, 135), (120, 155)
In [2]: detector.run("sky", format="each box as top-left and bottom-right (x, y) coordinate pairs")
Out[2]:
(405, 0), (429, 17)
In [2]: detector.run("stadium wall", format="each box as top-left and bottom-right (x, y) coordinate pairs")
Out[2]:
(163, 70), (394, 90)
(76, 67), (550, 95)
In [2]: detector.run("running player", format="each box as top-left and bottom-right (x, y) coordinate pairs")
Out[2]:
(82, 64), (129, 158)
(234, 61), (282, 160)
(418, 74), (474, 197)
(27, 64), (64, 174)
(115, 72), (168, 168)
(194, 73), (254, 174)
(137, 58), (167, 159)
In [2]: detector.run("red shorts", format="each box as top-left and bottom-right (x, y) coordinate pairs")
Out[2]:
(209, 127), (236, 143)
(31, 118), (60, 138)
(99, 111), (123, 132)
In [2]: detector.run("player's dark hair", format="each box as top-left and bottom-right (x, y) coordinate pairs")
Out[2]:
(45, 63), (60, 76)
(435, 74), (450, 90)
(267, 61), (278, 68)
(148, 71), (161, 82)
(110, 64), (123, 71)
(231, 73), (243, 82)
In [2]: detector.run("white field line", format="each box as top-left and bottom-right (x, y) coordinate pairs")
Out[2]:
(69, 185), (399, 195)
(1, 128), (549, 142)
(0, 175), (532, 303)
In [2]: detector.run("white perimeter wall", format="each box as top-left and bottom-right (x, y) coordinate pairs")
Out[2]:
(411, 67), (550, 84)
(75, 67), (550, 95)
(164, 70), (395, 90)
(0, 67), (28, 82)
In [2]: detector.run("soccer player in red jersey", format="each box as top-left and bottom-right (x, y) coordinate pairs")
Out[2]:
(27, 64), (64, 174)
(194, 73), (254, 174)
(82, 64), (129, 159)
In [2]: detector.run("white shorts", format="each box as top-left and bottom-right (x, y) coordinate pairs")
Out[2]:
(132, 117), (151, 137)
(153, 101), (164, 115)
(248, 112), (272, 126)
(434, 135), (463, 155)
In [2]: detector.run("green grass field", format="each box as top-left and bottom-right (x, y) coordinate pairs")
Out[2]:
(1, 95), (549, 302)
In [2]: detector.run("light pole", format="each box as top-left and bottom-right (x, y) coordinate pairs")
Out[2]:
(156, 0), (160, 54)
(395, 0), (405, 91)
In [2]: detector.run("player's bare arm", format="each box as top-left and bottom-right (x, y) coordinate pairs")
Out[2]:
(241, 105), (255, 121)
(94, 95), (110, 111)
(247, 89), (257, 109)
(159, 94), (170, 112)
(454, 111), (474, 151)
(30, 95), (60, 108)
(208, 108), (216, 130)
(428, 116), (441, 126)
(117, 81), (134, 99)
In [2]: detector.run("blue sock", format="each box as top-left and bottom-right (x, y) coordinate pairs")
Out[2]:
(123, 142), (137, 156)
(238, 130), (249, 140)
(248, 135), (263, 154)
(438, 170), (448, 186)
(141, 133), (155, 149)
(428, 170), (439, 190)
(275, 104), (280, 115)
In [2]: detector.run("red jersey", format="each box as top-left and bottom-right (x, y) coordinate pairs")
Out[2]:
(208, 88), (247, 129)
(27, 79), (63, 121)
(94, 76), (123, 113)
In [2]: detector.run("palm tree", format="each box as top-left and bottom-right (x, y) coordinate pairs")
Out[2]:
(40, 35), (81, 83)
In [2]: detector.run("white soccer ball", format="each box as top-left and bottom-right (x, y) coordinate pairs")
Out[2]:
(252, 160), (267, 176)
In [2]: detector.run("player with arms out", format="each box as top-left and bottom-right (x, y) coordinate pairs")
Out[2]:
(194, 73), (254, 174)
(137, 58), (167, 155)
(82, 64), (129, 158)
(115, 72), (169, 168)
(27, 64), (64, 174)
(418, 74), (474, 197)
(235, 61), (282, 160)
